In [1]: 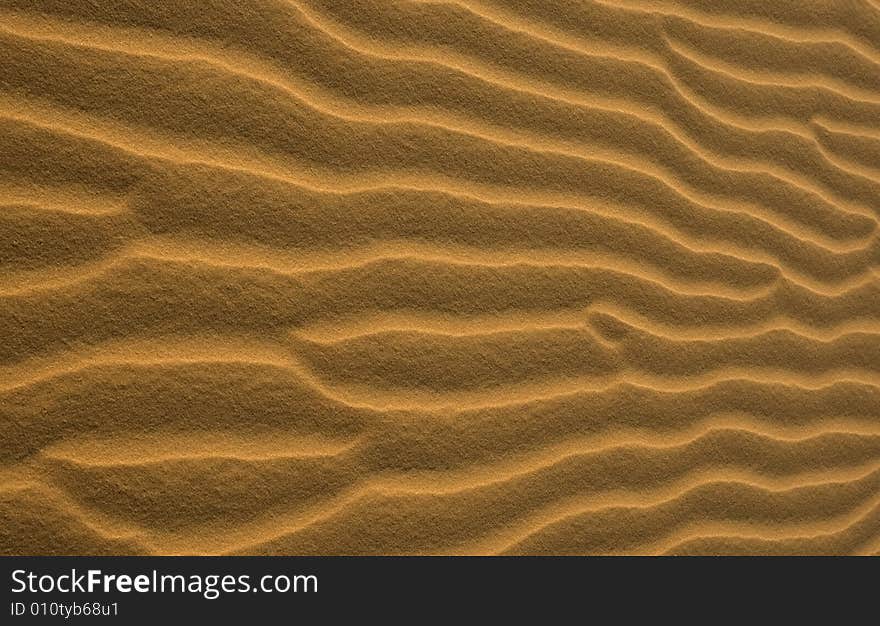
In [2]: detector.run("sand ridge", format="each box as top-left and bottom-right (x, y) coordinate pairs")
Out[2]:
(1, 0), (879, 555)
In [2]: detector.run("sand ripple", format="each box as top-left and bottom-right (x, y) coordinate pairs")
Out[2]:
(1, 0), (878, 555)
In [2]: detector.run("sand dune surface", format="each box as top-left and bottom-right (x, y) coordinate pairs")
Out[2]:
(1, 0), (880, 555)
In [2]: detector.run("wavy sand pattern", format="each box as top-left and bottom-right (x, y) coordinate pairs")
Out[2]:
(1, 0), (879, 555)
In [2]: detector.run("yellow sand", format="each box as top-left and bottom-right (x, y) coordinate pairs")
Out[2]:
(1, 0), (880, 555)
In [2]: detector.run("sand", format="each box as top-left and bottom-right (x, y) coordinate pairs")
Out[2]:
(1, 0), (879, 556)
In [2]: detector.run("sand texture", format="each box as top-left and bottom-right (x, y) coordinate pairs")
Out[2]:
(2, 0), (880, 556)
